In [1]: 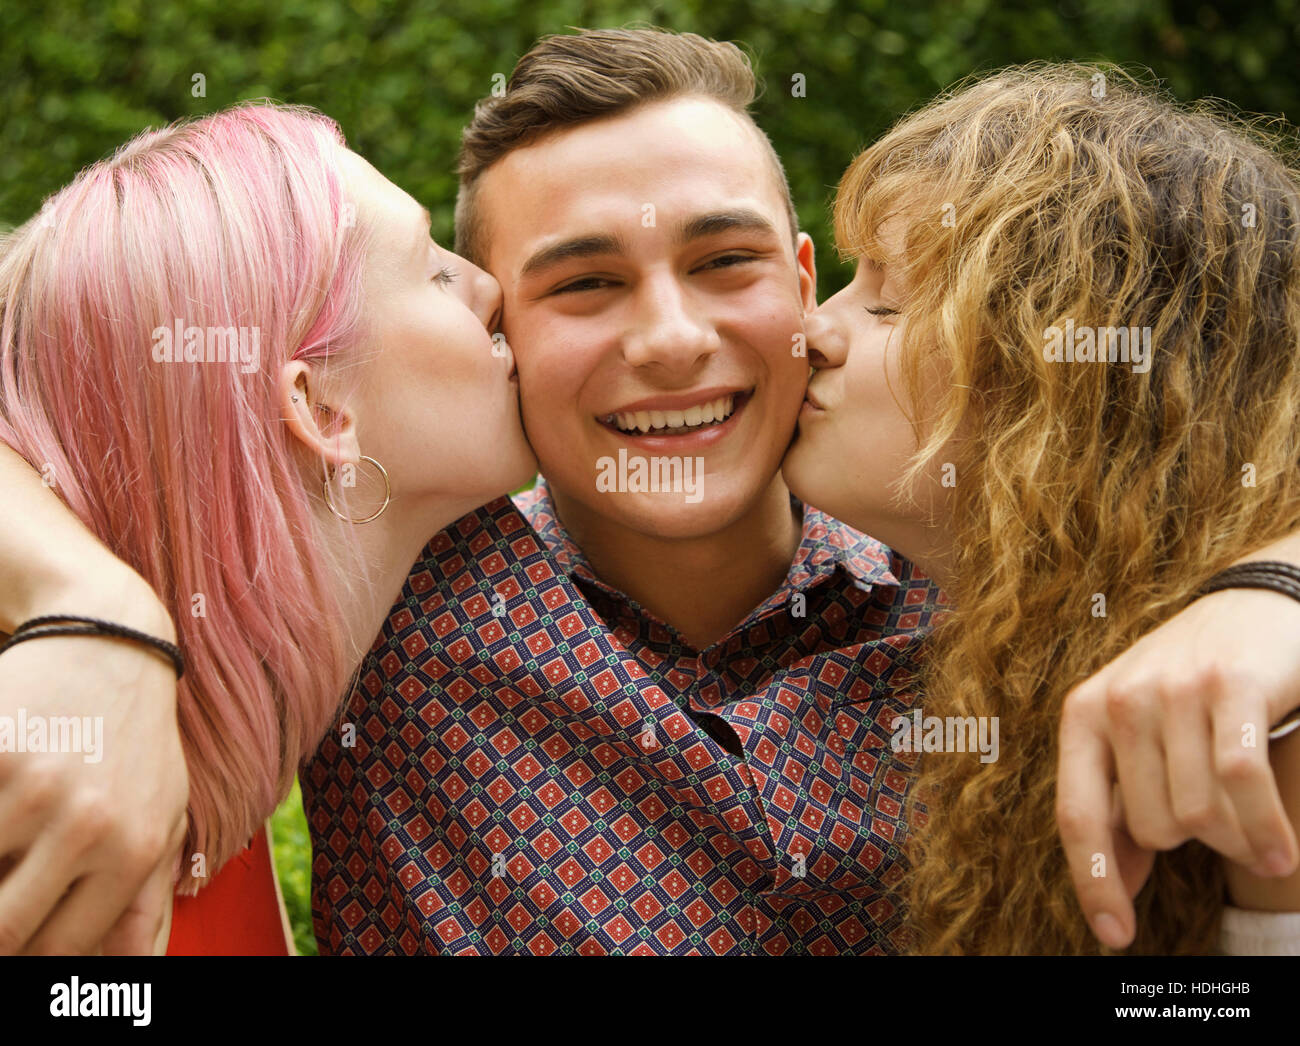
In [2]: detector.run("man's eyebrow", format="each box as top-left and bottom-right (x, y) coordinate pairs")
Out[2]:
(519, 233), (628, 279)
(516, 210), (776, 280)
(678, 208), (778, 243)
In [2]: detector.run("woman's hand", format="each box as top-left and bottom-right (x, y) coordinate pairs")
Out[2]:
(0, 442), (189, 954)
(1224, 728), (1300, 911)
(0, 566), (189, 955)
(1057, 535), (1300, 950)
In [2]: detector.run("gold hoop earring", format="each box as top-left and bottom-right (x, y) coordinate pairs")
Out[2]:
(322, 455), (391, 524)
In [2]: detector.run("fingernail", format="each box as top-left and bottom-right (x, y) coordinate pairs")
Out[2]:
(1261, 849), (1295, 876)
(1093, 912), (1125, 949)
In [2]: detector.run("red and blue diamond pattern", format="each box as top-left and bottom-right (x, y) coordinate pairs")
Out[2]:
(302, 482), (943, 954)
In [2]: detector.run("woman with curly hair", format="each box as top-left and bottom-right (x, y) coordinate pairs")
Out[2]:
(784, 63), (1300, 953)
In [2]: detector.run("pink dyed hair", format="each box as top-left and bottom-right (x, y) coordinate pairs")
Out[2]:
(0, 102), (372, 885)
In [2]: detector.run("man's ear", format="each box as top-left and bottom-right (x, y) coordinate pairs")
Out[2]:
(278, 361), (360, 470)
(794, 232), (817, 315)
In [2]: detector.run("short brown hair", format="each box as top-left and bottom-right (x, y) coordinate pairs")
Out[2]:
(454, 27), (800, 266)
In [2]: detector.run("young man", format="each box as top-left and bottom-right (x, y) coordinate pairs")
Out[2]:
(302, 32), (938, 954)
(2, 27), (1299, 954)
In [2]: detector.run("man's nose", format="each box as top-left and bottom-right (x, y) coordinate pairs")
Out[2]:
(622, 274), (720, 371)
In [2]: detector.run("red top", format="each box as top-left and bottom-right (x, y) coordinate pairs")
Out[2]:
(166, 825), (291, 955)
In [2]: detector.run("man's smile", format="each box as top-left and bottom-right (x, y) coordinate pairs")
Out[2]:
(598, 386), (752, 435)
(595, 387), (754, 449)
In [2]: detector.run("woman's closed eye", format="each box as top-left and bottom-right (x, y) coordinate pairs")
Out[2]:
(864, 305), (899, 317)
(433, 266), (459, 285)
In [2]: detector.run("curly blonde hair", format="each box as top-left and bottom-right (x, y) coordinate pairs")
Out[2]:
(833, 63), (1300, 953)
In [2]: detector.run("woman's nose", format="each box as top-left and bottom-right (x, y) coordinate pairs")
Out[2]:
(460, 256), (504, 332)
(804, 305), (847, 369)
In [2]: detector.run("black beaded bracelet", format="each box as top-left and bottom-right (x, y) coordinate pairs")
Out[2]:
(1197, 560), (1300, 604)
(1, 614), (184, 679)
(1208, 560), (1300, 584)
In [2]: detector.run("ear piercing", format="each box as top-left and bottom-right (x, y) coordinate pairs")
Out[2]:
(322, 455), (391, 524)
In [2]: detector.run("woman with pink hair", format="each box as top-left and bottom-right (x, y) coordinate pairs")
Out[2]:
(0, 101), (535, 951)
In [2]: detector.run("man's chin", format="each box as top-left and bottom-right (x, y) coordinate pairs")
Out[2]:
(611, 492), (749, 540)
(549, 476), (768, 542)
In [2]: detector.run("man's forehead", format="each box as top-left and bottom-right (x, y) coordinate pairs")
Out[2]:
(477, 98), (790, 263)
(511, 95), (766, 166)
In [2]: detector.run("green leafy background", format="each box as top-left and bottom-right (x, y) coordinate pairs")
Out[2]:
(5, 0), (1300, 295)
(5, 0), (1297, 954)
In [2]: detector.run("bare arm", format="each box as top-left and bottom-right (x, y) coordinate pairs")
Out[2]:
(0, 442), (188, 954)
(1058, 526), (1300, 950)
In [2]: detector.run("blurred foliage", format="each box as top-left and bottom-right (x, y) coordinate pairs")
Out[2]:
(4, 0), (1300, 294)
(270, 778), (317, 956)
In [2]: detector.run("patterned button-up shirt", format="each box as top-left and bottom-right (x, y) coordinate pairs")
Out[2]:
(303, 478), (944, 954)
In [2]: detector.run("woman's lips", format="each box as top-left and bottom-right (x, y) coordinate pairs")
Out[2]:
(802, 387), (828, 412)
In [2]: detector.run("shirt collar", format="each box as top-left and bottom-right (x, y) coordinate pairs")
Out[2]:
(513, 474), (900, 601)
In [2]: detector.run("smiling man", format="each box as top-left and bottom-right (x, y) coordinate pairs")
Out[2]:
(471, 92), (815, 647)
(301, 28), (944, 954)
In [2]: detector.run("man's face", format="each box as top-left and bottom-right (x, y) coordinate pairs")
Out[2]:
(476, 97), (816, 539)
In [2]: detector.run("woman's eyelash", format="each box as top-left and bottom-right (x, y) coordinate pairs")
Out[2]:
(865, 306), (899, 317)
(434, 266), (459, 284)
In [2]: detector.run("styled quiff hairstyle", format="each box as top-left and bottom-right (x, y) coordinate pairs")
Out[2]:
(835, 64), (1300, 954)
(454, 26), (800, 267)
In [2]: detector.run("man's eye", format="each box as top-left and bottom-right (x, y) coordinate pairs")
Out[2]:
(553, 276), (615, 294)
(864, 306), (899, 317)
(433, 266), (459, 285)
(700, 253), (754, 271)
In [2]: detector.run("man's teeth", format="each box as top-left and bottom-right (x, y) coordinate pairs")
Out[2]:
(611, 394), (736, 434)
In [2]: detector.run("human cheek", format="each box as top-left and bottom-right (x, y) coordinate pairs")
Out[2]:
(512, 318), (561, 388)
(839, 331), (894, 436)
(432, 305), (489, 381)
(748, 307), (809, 410)
(512, 330), (584, 443)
